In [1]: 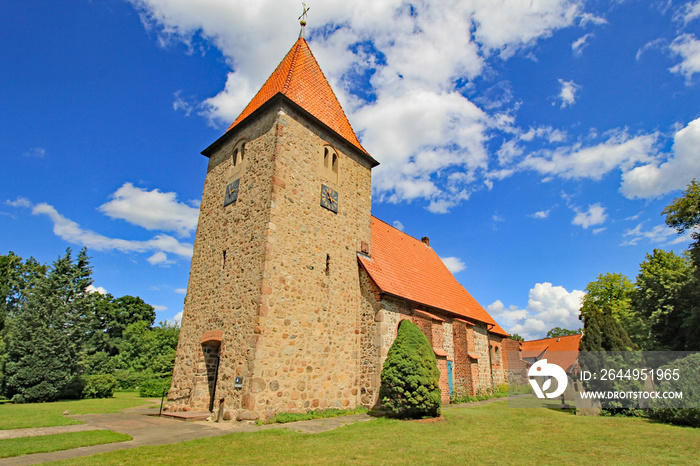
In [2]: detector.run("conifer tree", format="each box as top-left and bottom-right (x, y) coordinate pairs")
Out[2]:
(379, 319), (441, 418)
(4, 248), (94, 402)
(579, 304), (635, 352)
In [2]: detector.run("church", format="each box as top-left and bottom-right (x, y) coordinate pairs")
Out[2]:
(166, 25), (514, 421)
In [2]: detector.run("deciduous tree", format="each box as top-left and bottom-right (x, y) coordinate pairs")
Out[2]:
(632, 249), (697, 351)
(546, 327), (581, 338)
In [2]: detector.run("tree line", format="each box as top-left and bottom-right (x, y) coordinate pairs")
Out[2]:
(578, 180), (699, 426)
(579, 180), (700, 353)
(0, 248), (178, 403)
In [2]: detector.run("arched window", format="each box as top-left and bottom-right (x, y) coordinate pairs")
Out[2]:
(230, 139), (247, 177)
(320, 145), (339, 183)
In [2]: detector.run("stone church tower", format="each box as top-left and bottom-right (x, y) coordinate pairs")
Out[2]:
(167, 31), (379, 420)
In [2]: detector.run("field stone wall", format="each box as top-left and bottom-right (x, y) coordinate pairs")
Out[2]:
(249, 104), (373, 420)
(167, 109), (278, 414)
(167, 97), (507, 419)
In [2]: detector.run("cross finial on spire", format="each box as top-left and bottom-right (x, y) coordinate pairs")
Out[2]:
(298, 2), (310, 38)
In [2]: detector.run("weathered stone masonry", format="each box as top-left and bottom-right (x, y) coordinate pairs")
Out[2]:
(167, 36), (514, 421)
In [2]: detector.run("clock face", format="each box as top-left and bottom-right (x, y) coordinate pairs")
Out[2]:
(224, 179), (240, 206)
(320, 184), (338, 213)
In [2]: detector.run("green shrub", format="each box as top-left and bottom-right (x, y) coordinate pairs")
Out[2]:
(138, 377), (171, 398)
(113, 369), (151, 390)
(648, 353), (700, 427)
(81, 351), (115, 376)
(82, 374), (118, 399)
(379, 320), (441, 418)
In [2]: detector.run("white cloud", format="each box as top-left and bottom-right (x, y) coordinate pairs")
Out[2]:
(675, 1), (700, 24)
(636, 38), (665, 61)
(440, 256), (466, 274)
(521, 131), (657, 180)
(86, 284), (107, 295)
(23, 147), (46, 158)
(622, 222), (695, 246)
(530, 209), (551, 219)
(557, 79), (581, 108)
(620, 117), (700, 199)
(355, 89), (488, 212)
(99, 183), (199, 238)
(171, 311), (183, 326)
(30, 202), (193, 259)
(572, 33), (593, 56)
(173, 90), (194, 116)
(572, 203), (607, 228)
(579, 13), (607, 27)
(6, 197), (32, 208)
(490, 283), (585, 340)
(152, 304), (168, 311)
(669, 34), (700, 82)
(147, 251), (174, 266)
(392, 220), (405, 231)
(469, 0), (582, 58)
(520, 126), (568, 143)
(129, 0), (595, 211)
(174, 288), (187, 295)
(497, 139), (523, 166)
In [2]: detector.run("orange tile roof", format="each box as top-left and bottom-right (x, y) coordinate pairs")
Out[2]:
(226, 37), (369, 157)
(359, 217), (508, 336)
(521, 334), (582, 372)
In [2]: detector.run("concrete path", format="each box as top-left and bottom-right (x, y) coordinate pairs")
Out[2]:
(0, 403), (375, 465)
(0, 404), (232, 466)
(0, 396), (522, 465)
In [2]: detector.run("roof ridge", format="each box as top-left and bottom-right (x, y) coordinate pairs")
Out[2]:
(300, 39), (366, 153)
(220, 36), (373, 160)
(282, 39), (303, 94)
(524, 334), (582, 343)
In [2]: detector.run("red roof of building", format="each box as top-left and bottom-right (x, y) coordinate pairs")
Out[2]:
(521, 334), (581, 372)
(360, 217), (508, 336)
(225, 37), (369, 157)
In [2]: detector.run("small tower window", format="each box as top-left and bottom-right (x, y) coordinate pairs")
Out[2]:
(325, 254), (330, 276)
(320, 145), (338, 183)
(230, 139), (247, 177)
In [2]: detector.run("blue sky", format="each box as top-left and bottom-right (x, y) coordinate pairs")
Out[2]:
(2, 0), (699, 339)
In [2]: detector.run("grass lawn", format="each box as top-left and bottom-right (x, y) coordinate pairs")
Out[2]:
(0, 392), (158, 430)
(0, 430), (132, 459)
(52, 402), (700, 465)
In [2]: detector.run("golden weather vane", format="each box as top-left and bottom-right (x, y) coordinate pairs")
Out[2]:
(299, 2), (310, 25)
(298, 2), (310, 38)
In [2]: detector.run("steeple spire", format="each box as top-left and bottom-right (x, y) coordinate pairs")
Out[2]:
(221, 24), (374, 160)
(298, 2), (310, 39)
